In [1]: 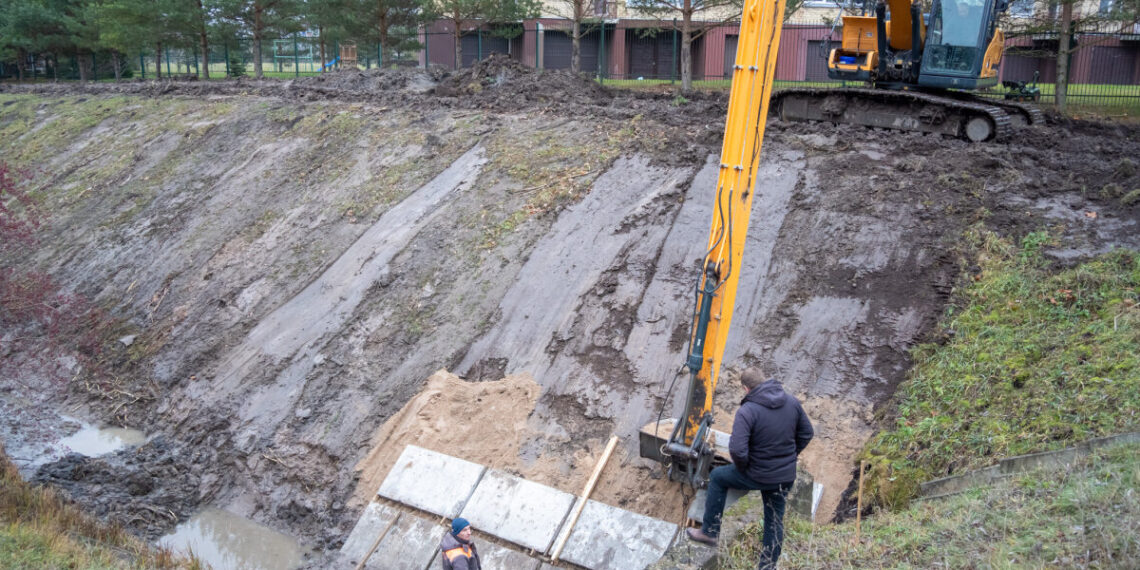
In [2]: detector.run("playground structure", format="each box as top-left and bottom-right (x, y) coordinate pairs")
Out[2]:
(273, 38), (359, 72)
(339, 42), (358, 69)
(274, 38), (317, 73)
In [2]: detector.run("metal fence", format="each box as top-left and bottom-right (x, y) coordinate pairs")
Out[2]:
(3, 21), (1138, 111)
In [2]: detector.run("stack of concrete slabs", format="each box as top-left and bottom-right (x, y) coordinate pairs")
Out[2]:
(459, 469), (577, 553)
(378, 445), (486, 518)
(556, 499), (678, 570)
(341, 502), (445, 570)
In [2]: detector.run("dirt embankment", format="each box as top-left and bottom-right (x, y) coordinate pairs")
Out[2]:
(1, 64), (1138, 562)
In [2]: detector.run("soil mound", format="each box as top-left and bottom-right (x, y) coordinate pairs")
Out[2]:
(290, 67), (441, 93)
(433, 53), (614, 110)
(353, 370), (683, 522)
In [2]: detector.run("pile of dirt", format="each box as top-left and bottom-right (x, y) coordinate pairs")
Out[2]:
(290, 67), (442, 94)
(433, 53), (615, 110)
(353, 370), (685, 523)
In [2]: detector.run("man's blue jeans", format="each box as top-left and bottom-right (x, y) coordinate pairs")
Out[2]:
(702, 465), (793, 570)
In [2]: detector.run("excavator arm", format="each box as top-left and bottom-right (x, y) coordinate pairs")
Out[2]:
(641, 0), (787, 487)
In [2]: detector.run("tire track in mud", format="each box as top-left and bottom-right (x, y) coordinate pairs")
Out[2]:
(170, 145), (488, 446)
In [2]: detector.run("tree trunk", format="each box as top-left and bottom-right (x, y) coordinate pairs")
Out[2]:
(156, 42), (163, 79)
(681, 13), (693, 92)
(78, 50), (90, 82)
(16, 48), (26, 81)
(453, 22), (463, 69)
(378, 5), (389, 63)
(113, 50), (123, 81)
(320, 29), (327, 72)
(572, 19), (581, 73)
(1055, 2), (1073, 113)
(198, 0), (211, 80)
(254, 5), (265, 79)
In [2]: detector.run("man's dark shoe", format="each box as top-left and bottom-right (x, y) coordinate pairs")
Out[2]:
(686, 527), (718, 546)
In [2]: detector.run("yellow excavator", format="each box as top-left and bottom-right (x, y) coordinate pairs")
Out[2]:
(638, 0), (787, 486)
(637, 0), (1040, 488)
(775, 0), (1043, 141)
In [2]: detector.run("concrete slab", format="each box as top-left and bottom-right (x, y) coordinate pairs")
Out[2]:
(460, 469), (576, 553)
(378, 445), (486, 518)
(556, 499), (678, 570)
(341, 502), (445, 570)
(474, 540), (543, 570)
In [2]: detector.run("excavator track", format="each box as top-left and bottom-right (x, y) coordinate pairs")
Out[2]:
(942, 91), (1047, 127)
(772, 87), (1013, 142)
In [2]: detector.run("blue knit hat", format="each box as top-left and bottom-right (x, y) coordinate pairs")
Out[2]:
(451, 517), (470, 535)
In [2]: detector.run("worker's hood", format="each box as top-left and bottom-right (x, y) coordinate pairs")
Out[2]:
(742, 379), (788, 409)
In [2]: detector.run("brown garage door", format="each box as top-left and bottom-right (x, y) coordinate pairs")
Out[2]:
(1089, 46), (1138, 85)
(1000, 51), (1043, 83)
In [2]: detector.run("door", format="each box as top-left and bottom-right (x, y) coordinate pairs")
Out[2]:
(1089, 46), (1137, 85)
(543, 30), (600, 73)
(461, 33), (510, 67)
(723, 35), (739, 78)
(805, 40), (834, 82)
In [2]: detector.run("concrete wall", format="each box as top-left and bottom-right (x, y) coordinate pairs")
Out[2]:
(920, 432), (1140, 500)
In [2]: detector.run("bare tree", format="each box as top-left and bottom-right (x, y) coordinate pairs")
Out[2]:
(1001, 0), (1140, 112)
(626, 0), (744, 92)
(547, 0), (603, 73)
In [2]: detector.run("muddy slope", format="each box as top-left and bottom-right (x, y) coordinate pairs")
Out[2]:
(2, 70), (1139, 559)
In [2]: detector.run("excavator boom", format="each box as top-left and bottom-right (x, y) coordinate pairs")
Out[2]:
(641, 0), (787, 487)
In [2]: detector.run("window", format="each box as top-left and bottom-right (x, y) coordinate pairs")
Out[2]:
(1099, 0), (1115, 14)
(1009, 0), (1035, 17)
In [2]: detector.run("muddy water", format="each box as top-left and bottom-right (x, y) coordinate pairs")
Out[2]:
(57, 419), (147, 457)
(158, 508), (304, 570)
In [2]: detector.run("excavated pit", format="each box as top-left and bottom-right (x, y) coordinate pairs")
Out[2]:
(2, 65), (1139, 567)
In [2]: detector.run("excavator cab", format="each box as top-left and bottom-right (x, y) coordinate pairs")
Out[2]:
(826, 0), (1006, 90)
(919, 0), (1005, 89)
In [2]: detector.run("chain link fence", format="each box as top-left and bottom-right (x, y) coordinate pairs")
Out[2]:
(2, 20), (1137, 111)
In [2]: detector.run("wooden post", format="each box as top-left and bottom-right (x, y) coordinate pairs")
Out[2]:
(550, 435), (619, 564)
(854, 460), (866, 545)
(354, 510), (401, 570)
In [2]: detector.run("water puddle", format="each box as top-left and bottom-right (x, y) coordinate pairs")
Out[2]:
(57, 419), (147, 457)
(158, 508), (304, 570)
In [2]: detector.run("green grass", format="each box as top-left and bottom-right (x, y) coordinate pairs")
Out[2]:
(0, 446), (205, 569)
(722, 441), (1140, 569)
(860, 229), (1140, 510)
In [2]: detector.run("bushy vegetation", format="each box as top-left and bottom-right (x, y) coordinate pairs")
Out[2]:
(0, 160), (112, 386)
(860, 230), (1140, 509)
(0, 446), (204, 569)
(723, 441), (1140, 569)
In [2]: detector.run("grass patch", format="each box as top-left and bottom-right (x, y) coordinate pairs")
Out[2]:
(477, 120), (630, 249)
(0, 446), (204, 569)
(860, 229), (1140, 509)
(722, 441), (1140, 569)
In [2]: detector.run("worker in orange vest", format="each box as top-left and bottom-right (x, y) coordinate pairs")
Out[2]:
(440, 517), (480, 570)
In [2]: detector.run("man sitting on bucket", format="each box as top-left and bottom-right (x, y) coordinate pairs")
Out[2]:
(440, 517), (480, 570)
(687, 366), (814, 570)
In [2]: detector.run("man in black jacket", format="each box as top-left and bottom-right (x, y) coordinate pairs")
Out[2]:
(686, 366), (814, 569)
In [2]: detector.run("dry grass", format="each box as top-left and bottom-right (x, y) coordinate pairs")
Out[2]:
(0, 445), (206, 570)
(722, 442), (1140, 569)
